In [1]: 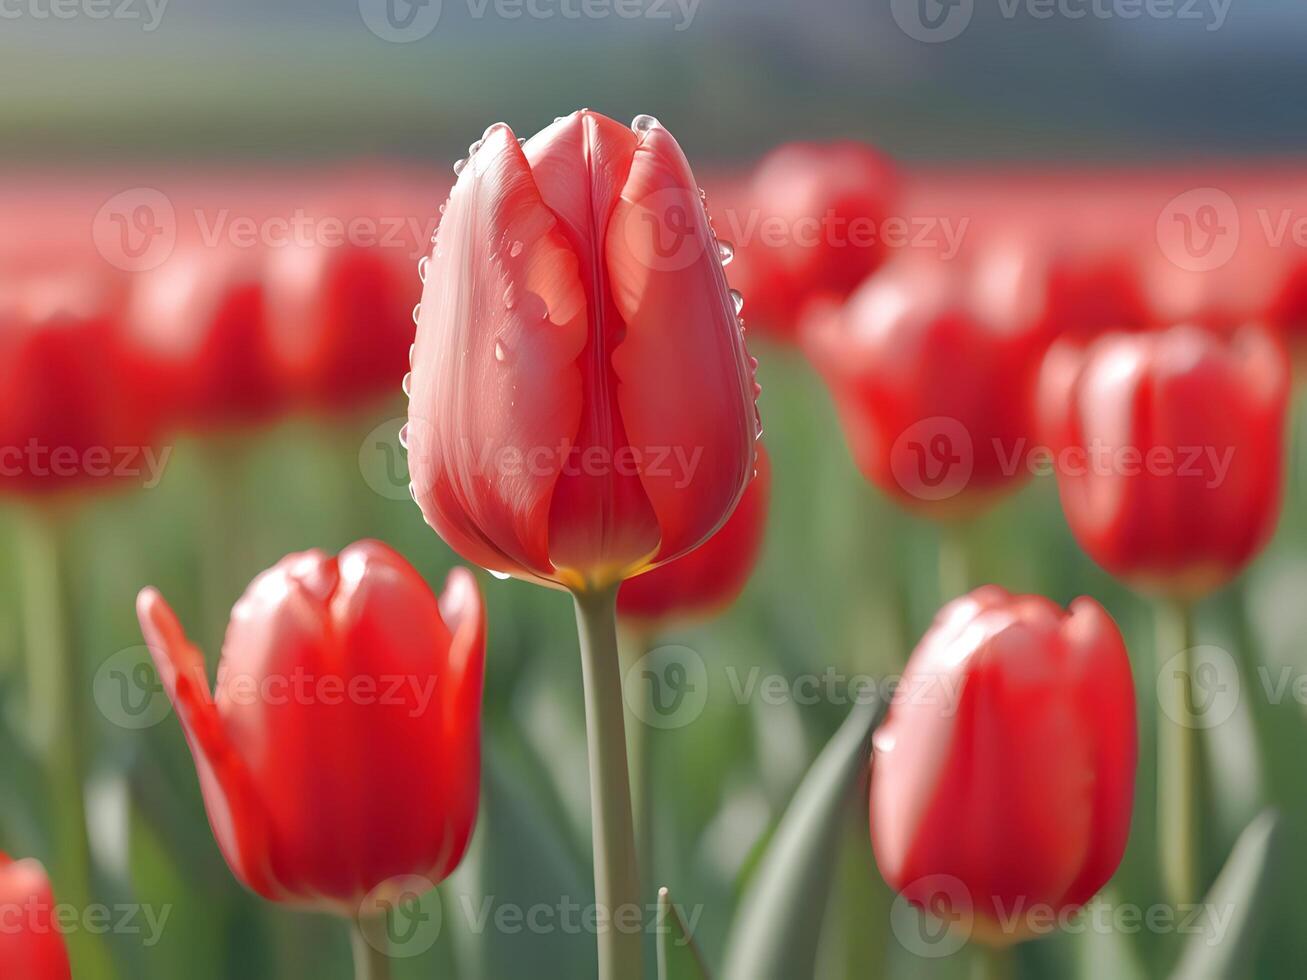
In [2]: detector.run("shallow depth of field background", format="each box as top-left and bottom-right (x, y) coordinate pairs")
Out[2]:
(5, 1), (1307, 978)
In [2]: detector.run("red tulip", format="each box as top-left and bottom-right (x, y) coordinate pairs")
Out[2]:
(0, 854), (72, 980)
(136, 540), (485, 911)
(618, 443), (770, 625)
(0, 260), (158, 496)
(727, 141), (897, 340)
(125, 242), (284, 430)
(406, 110), (759, 592)
(265, 240), (413, 415)
(870, 586), (1136, 946)
(1040, 323), (1288, 598)
(803, 254), (1047, 515)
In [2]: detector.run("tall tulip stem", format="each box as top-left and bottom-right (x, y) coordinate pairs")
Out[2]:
(19, 509), (112, 980)
(350, 915), (392, 980)
(1156, 598), (1202, 905)
(574, 584), (644, 980)
(938, 519), (973, 602)
(973, 945), (1014, 980)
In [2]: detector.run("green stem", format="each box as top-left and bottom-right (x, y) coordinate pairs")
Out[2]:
(350, 915), (392, 980)
(573, 584), (644, 980)
(19, 510), (112, 980)
(1156, 598), (1203, 906)
(618, 625), (654, 894)
(938, 519), (973, 602)
(973, 944), (1015, 980)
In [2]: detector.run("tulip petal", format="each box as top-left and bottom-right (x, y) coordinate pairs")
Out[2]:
(525, 110), (663, 582)
(408, 123), (588, 580)
(136, 588), (277, 901)
(605, 120), (758, 564)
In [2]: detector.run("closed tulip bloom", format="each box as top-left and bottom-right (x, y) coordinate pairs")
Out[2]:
(871, 586), (1136, 946)
(406, 110), (759, 592)
(0, 854), (71, 980)
(266, 239), (413, 414)
(803, 254), (1047, 515)
(136, 541), (485, 911)
(0, 262), (157, 496)
(1039, 323), (1288, 598)
(728, 141), (897, 339)
(618, 443), (770, 625)
(126, 242), (284, 430)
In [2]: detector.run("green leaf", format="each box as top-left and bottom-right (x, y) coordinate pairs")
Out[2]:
(657, 887), (711, 980)
(720, 700), (883, 980)
(1171, 809), (1282, 980)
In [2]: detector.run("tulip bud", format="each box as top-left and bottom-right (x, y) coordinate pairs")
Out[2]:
(406, 110), (759, 592)
(871, 586), (1136, 947)
(618, 444), (770, 625)
(727, 141), (897, 340)
(0, 854), (72, 979)
(1039, 323), (1288, 598)
(803, 254), (1048, 516)
(136, 541), (485, 912)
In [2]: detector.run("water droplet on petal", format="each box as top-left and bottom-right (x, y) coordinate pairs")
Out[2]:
(517, 137), (527, 146)
(730, 289), (745, 315)
(453, 158), (467, 176)
(408, 343), (416, 367)
(509, 240), (523, 258)
(494, 340), (509, 363)
(438, 202), (447, 215)
(417, 256), (430, 282)
(398, 423), (410, 448)
(488, 568), (512, 581)
(717, 240), (735, 265)
(412, 303), (422, 326)
(402, 372), (412, 396)
(631, 114), (660, 135)
(408, 482), (418, 502)
(468, 139), (484, 157)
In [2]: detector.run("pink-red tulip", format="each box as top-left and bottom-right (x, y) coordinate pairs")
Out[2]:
(406, 110), (759, 592)
(803, 255), (1047, 515)
(0, 854), (72, 980)
(1040, 323), (1288, 598)
(618, 443), (770, 625)
(870, 586), (1136, 946)
(136, 540), (485, 911)
(727, 141), (897, 340)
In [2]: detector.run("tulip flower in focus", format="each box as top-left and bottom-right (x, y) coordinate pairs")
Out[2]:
(1039, 323), (1288, 598)
(870, 586), (1136, 946)
(0, 854), (72, 980)
(0, 262), (156, 496)
(406, 110), (760, 592)
(803, 254), (1047, 516)
(125, 243), (284, 430)
(618, 443), (770, 625)
(136, 540), (485, 911)
(727, 141), (897, 339)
